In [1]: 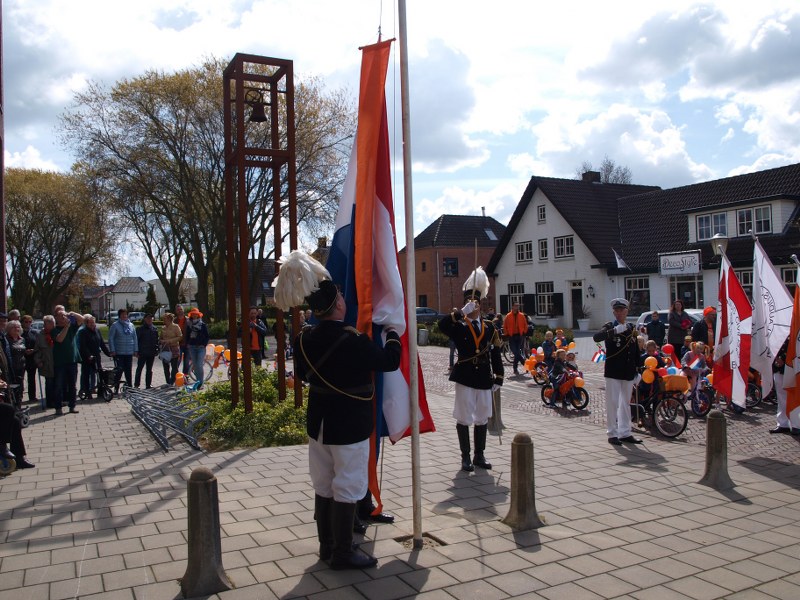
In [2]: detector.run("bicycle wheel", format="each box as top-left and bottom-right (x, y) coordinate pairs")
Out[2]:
(202, 358), (214, 382)
(653, 393), (688, 438)
(502, 343), (514, 365)
(532, 365), (548, 386)
(691, 387), (713, 417)
(569, 387), (589, 410)
(541, 383), (554, 405)
(745, 383), (762, 408)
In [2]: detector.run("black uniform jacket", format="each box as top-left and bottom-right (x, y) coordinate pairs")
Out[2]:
(294, 320), (401, 445)
(439, 312), (504, 390)
(593, 321), (639, 381)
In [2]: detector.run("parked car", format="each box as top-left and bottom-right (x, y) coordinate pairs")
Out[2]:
(416, 307), (445, 324)
(30, 320), (44, 332)
(636, 308), (703, 343)
(127, 312), (145, 323)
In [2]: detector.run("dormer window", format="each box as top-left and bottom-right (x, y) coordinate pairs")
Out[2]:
(737, 205), (771, 236)
(697, 212), (727, 241)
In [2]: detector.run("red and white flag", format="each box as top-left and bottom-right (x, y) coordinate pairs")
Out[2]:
(750, 239), (793, 396)
(712, 251), (752, 409)
(782, 265), (800, 421)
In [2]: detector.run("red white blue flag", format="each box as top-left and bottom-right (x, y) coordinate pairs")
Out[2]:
(326, 40), (435, 513)
(592, 347), (606, 363)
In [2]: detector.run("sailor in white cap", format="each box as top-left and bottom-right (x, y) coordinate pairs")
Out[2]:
(593, 297), (642, 445)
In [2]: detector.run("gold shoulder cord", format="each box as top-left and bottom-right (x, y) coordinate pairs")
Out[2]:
(298, 330), (374, 401)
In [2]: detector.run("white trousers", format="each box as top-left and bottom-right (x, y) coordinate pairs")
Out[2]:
(605, 377), (635, 439)
(453, 383), (492, 426)
(308, 423), (369, 503)
(774, 372), (800, 429)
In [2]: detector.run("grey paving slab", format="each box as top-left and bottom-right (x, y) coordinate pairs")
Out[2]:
(0, 343), (799, 600)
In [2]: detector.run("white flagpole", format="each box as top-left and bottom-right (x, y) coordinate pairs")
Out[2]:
(398, 0), (423, 548)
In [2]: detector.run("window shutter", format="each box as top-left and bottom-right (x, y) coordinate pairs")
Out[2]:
(523, 294), (536, 316)
(499, 295), (509, 314)
(552, 293), (564, 316)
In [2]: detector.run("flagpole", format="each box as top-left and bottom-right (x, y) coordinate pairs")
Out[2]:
(398, 0), (423, 549)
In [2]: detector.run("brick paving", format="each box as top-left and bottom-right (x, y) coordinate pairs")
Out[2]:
(0, 336), (798, 599)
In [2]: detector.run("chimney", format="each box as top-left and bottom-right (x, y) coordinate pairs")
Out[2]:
(481, 206), (486, 218)
(317, 236), (327, 248)
(582, 171), (601, 184)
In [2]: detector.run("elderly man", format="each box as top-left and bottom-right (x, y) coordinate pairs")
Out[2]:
(53, 310), (85, 415)
(593, 298), (641, 445)
(34, 316), (57, 411)
(77, 315), (110, 400)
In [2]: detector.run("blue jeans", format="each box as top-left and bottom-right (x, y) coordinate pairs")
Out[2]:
(188, 346), (206, 383)
(509, 335), (525, 371)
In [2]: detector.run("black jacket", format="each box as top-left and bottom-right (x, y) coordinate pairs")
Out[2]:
(593, 321), (639, 380)
(136, 323), (160, 358)
(294, 320), (401, 445)
(439, 312), (504, 389)
(77, 326), (110, 364)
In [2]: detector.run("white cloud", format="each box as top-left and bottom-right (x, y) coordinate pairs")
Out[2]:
(415, 182), (521, 231)
(4, 146), (62, 171)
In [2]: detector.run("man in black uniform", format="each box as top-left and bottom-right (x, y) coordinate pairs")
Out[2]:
(439, 292), (504, 472)
(593, 298), (642, 445)
(277, 252), (402, 571)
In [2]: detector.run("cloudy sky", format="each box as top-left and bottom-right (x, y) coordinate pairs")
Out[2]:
(4, 0), (800, 276)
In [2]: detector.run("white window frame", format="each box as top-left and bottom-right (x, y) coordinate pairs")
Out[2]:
(738, 205), (772, 236)
(537, 204), (546, 222)
(538, 239), (548, 261)
(554, 235), (574, 258)
(508, 283), (525, 308)
(697, 212), (727, 241)
(515, 241), (533, 262)
(535, 281), (554, 316)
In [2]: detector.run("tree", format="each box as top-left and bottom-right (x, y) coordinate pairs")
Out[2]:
(4, 168), (116, 314)
(61, 58), (356, 318)
(576, 156), (633, 184)
(143, 284), (159, 316)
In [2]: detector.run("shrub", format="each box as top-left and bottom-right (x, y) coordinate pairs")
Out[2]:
(207, 319), (229, 339)
(192, 369), (308, 450)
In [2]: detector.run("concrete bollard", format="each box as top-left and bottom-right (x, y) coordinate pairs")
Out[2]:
(180, 467), (232, 598)
(698, 410), (735, 490)
(501, 433), (544, 530)
(488, 387), (506, 435)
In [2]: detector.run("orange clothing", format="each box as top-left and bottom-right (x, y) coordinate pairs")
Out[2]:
(503, 311), (528, 336)
(176, 316), (187, 346)
(250, 326), (260, 351)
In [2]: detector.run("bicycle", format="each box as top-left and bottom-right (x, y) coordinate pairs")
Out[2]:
(629, 372), (689, 438)
(502, 335), (530, 366)
(184, 344), (216, 384)
(540, 371), (589, 410)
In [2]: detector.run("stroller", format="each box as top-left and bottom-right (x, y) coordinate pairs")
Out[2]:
(3, 384), (30, 428)
(97, 367), (116, 402)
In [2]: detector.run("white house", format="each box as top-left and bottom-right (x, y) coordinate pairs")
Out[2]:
(487, 164), (800, 330)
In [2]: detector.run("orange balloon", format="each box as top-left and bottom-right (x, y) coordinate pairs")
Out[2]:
(568, 341), (576, 350)
(224, 349), (231, 361)
(214, 344), (224, 354)
(555, 339), (562, 348)
(706, 373), (713, 384)
(641, 369), (655, 384)
(175, 372), (185, 387)
(644, 356), (658, 369)
(574, 376), (585, 388)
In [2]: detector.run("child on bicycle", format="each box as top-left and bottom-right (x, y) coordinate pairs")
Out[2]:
(637, 340), (665, 397)
(541, 330), (556, 368)
(554, 328), (568, 350)
(565, 351), (579, 372)
(547, 349), (569, 407)
(681, 341), (707, 391)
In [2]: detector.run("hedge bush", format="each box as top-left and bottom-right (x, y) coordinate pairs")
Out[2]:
(191, 368), (307, 450)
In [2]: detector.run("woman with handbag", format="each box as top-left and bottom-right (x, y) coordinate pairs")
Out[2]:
(159, 313), (183, 384)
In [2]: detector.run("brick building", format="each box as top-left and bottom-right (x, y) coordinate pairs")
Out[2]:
(399, 213), (506, 314)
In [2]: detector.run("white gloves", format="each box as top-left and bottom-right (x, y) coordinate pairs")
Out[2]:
(613, 323), (628, 334)
(461, 301), (477, 315)
(492, 384), (500, 392)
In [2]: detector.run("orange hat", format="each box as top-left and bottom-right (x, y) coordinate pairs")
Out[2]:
(703, 306), (716, 317)
(188, 308), (203, 318)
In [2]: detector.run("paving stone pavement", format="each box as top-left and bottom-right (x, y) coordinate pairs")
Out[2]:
(0, 340), (799, 599)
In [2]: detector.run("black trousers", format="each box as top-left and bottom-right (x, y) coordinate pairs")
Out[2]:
(0, 402), (26, 457)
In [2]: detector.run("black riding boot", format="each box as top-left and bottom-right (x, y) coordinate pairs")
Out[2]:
(457, 424), (474, 472)
(473, 424), (492, 469)
(357, 490), (395, 523)
(330, 501), (378, 570)
(314, 495), (334, 560)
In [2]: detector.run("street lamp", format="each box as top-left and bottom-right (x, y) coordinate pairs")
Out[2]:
(710, 232), (728, 257)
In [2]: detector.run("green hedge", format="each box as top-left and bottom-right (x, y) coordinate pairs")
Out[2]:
(190, 368), (307, 450)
